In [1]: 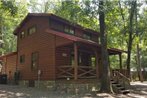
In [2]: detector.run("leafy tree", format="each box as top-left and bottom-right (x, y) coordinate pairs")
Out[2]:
(0, 0), (28, 54)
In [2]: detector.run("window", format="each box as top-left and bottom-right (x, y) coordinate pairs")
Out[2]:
(91, 56), (96, 67)
(31, 52), (39, 70)
(83, 32), (91, 40)
(70, 51), (74, 65)
(50, 20), (64, 31)
(64, 25), (75, 35)
(20, 31), (25, 39)
(20, 55), (25, 64)
(28, 26), (36, 35)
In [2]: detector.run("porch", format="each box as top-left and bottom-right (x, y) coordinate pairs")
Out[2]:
(55, 42), (127, 80)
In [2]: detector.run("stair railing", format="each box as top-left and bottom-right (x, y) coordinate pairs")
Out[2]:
(113, 71), (130, 89)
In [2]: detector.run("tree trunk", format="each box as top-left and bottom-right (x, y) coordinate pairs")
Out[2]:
(136, 44), (143, 82)
(126, 0), (136, 78)
(0, 16), (3, 55)
(134, 0), (143, 82)
(99, 1), (112, 93)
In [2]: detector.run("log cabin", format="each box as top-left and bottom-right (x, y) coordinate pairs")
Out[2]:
(0, 13), (128, 90)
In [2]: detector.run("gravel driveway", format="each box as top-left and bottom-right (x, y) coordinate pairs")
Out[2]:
(0, 81), (147, 98)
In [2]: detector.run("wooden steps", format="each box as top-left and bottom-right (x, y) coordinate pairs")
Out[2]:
(111, 79), (130, 94)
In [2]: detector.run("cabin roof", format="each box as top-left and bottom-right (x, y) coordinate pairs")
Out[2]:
(46, 29), (126, 55)
(0, 52), (17, 60)
(108, 48), (127, 55)
(13, 13), (99, 35)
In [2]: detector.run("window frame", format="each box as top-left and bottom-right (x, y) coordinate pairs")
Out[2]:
(20, 55), (25, 64)
(83, 32), (92, 40)
(20, 31), (25, 39)
(31, 52), (39, 71)
(50, 19), (64, 32)
(27, 25), (37, 36)
(64, 25), (75, 35)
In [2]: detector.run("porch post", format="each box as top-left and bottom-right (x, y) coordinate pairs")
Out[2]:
(95, 51), (99, 78)
(74, 42), (78, 80)
(119, 53), (122, 69)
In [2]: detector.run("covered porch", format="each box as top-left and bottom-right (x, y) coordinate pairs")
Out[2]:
(55, 41), (126, 80)
(46, 29), (127, 80)
(56, 42), (99, 79)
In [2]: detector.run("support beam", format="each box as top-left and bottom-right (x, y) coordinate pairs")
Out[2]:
(74, 42), (78, 80)
(95, 51), (99, 79)
(119, 53), (122, 69)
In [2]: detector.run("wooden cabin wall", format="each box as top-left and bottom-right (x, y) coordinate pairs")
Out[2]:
(6, 54), (17, 80)
(17, 17), (56, 80)
(56, 47), (71, 66)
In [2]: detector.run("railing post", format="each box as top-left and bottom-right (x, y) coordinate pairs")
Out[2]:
(95, 50), (99, 79)
(119, 53), (122, 69)
(74, 42), (78, 80)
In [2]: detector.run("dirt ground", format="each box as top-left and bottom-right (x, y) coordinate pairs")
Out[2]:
(0, 81), (147, 98)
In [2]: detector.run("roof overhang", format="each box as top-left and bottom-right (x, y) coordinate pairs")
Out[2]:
(46, 29), (127, 55)
(108, 48), (127, 55)
(0, 52), (17, 60)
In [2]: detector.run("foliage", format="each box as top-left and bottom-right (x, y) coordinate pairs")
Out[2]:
(0, 0), (28, 54)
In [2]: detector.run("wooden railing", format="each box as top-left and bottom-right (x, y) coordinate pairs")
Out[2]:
(56, 66), (74, 78)
(112, 70), (130, 88)
(78, 66), (96, 79)
(56, 65), (96, 79)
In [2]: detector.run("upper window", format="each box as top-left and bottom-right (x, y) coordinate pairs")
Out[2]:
(50, 20), (64, 31)
(20, 55), (25, 64)
(31, 52), (39, 70)
(28, 26), (36, 35)
(64, 25), (75, 35)
(20, 31), (25, 39)
(83, 32), (91, 40)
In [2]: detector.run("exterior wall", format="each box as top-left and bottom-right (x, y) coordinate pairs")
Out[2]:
(56, 47), (71, 66)
(6, 54), (17, 81)
(17, 17), (56, 81)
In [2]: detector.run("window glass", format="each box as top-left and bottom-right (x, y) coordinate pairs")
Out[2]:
(50, 20), (63, 31)
(83, 32), (91, 40)
(20, 31), (25, 39)
(20, 55), (25, 64)
(64, 26), (74, 35)
(31, 52), (39, 70)
(91, 56), (96, 67)
(28, 26), (36, 35)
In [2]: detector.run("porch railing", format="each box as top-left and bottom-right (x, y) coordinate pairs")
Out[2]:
(56, 65), (96, 79)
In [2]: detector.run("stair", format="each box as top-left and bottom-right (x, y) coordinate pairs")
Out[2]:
(111, 79), (130, 94)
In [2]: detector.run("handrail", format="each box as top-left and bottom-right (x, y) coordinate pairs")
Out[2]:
(57, 65), (95, 69)
(114, 71), (130, 82)
(113, 70), (130, 89)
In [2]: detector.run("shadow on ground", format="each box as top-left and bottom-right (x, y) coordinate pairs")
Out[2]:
(0, 81), (147, 98)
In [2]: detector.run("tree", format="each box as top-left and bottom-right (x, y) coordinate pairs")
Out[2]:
(99, 1), (112, 93)
(126, 0), (137, 77)
(0, 0), (28, 54)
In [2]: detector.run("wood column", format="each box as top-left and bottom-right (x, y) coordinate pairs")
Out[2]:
(95, 50), (99, 79)
(119, 53), (122, 69)
(74, 42), (78, 80)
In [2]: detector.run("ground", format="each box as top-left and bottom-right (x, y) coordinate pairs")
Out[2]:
(0, 81), (147, 98)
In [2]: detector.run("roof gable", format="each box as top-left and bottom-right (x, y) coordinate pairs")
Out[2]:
(13, 13), (100, 36)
